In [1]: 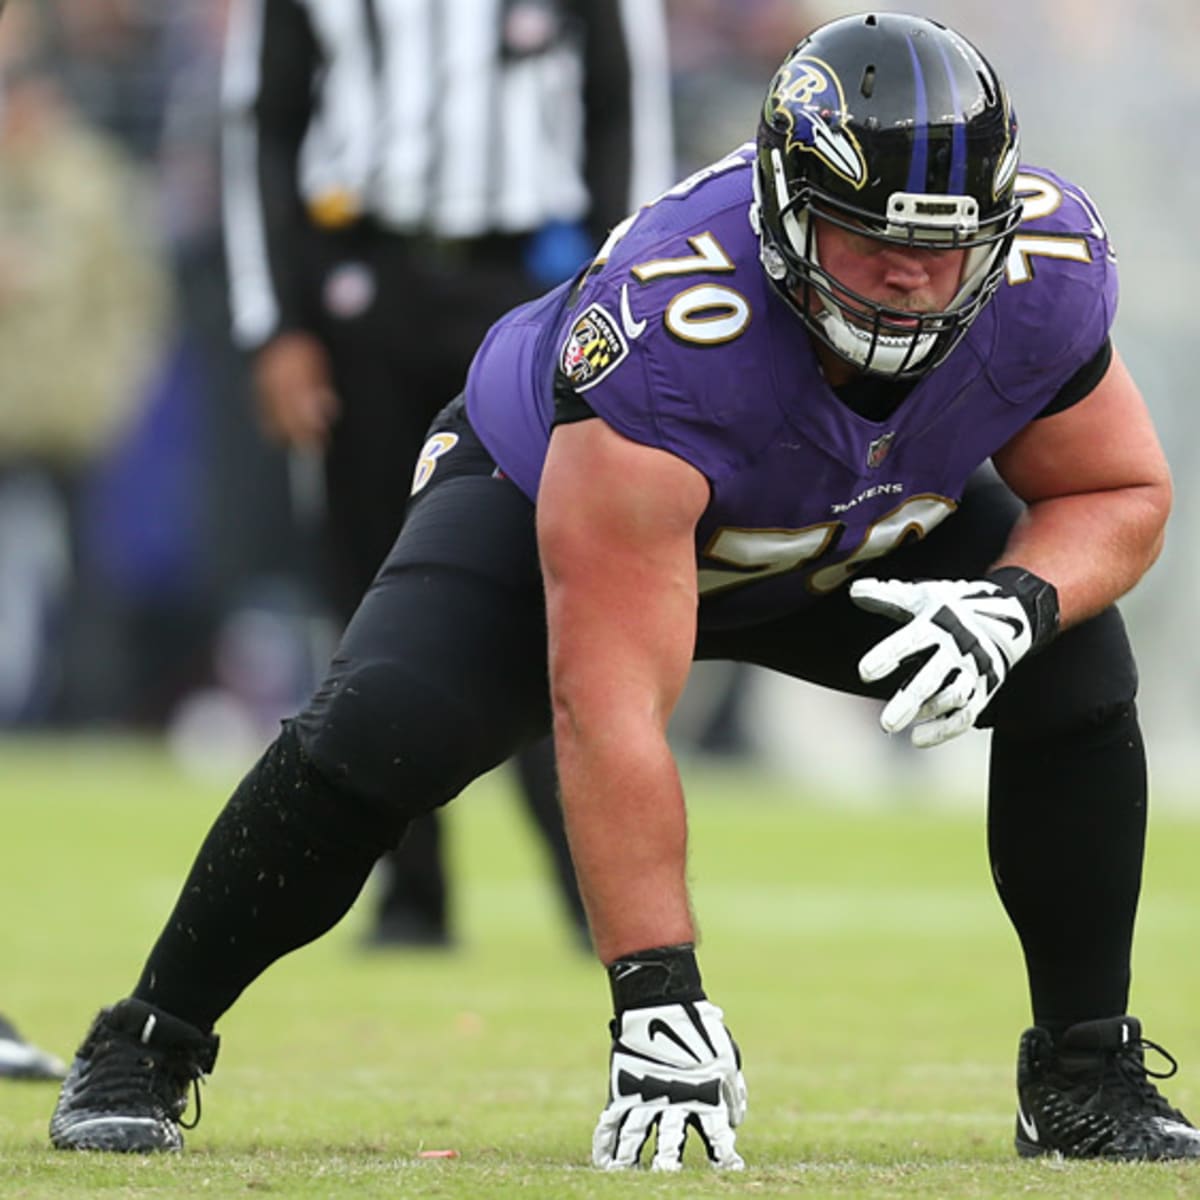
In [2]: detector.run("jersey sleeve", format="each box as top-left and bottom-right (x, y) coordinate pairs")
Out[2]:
(1036, 335), (1112, 417)
(547, 203), (787, 481)
(990, 167), (1120, 405)
(549, 283), (773, 484)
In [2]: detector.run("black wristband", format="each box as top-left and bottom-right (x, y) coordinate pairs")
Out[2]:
(607, 943), (706, 1013)
(986, 566), (1060, 652)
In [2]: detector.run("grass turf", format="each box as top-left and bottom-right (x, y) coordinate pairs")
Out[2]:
(3, 735), (1199, 1197)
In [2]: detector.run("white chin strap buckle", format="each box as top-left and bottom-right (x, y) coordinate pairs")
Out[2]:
(818, 306), (937, 376)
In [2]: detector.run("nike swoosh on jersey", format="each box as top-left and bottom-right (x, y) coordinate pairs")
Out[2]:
(619, 283), (647, 339)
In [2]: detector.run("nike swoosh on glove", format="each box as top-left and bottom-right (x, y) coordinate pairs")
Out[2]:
(592, 999), (747, 1172)
(850, 576), (1034, 747)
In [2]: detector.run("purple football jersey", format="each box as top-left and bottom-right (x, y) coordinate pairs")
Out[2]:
(466, 145), (1118, 630)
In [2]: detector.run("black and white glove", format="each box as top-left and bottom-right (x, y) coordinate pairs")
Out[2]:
(850, 568), (1058, 748)
(592, 946), (747, 1172)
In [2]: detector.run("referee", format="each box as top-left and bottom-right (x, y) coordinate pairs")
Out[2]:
(220, 0), (674, 947)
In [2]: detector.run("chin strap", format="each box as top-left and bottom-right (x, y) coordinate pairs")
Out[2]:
(815, 304), (938, 376)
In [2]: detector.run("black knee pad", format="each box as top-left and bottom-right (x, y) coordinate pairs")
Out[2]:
(294, 656), (525, 817)
(984, 605), (1138, 741)
(248, 721), (408, 861)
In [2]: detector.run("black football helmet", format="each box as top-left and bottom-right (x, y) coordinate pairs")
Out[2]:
(752, 12), (1022, 378)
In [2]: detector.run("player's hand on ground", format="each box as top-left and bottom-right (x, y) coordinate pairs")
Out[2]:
(851, 576), (1034, 747)
(592, 999), (747, 1172)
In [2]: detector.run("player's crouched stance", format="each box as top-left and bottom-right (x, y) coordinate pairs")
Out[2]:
(48, 12), (1200, 1167)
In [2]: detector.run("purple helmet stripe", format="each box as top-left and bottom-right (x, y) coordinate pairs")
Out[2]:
(904, 35), (929, 193)
(934, 37), (967, 194)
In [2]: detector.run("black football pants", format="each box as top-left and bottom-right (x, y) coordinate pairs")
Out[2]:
(135, 410), (1144, 1033)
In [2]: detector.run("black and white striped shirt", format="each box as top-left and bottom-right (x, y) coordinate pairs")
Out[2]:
(222, 0), (674, 349)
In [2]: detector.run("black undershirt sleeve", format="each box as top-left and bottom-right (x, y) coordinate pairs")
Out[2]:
(1036, 336), (1113, 418)
(553, 369), (599, 425)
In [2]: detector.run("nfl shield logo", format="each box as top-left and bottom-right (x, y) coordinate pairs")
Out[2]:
(867, 431), (895, 469)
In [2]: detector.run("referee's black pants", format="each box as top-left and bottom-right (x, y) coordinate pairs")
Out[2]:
(297, 221), (585, 940)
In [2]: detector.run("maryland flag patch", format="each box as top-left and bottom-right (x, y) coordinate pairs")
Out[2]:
(559, 303), (628, 391)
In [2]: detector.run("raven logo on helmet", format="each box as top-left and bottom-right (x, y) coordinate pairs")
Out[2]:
(765, 56), (867, 190)
(754, 14), (1025, 380)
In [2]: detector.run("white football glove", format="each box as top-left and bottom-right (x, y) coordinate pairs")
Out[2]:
(592, 999), (747, 1172)
(850, 576), (1034, 748)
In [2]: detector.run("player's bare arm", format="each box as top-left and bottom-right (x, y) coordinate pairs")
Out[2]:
(991, 345), (1172, 628)
(537, 417), (709, 964)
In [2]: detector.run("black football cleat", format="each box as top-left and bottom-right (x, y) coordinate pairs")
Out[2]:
(49, 999), (219, 1152)
(0, 1014), (66, 1081)
(1015, 1016), (1200, 1160)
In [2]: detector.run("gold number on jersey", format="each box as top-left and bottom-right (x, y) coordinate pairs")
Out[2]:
(585, 149), (757, 347)
(621, 232), (751, 345)
(665, 283), (752, 345)
(1006, 171), (1099, 285)
(699, 523), (838, 594)
(698, 494), (957, 596)
(632, 232), (735, 281)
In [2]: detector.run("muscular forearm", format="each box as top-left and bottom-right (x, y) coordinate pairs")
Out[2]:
(554, 715), (694, 963)
(536, 421), (708, 963)
(992, 484), (1169, 629)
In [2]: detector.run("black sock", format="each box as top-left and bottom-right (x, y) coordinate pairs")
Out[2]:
(133, 723), (405, 1030)
(988, 703), (1145, 1030)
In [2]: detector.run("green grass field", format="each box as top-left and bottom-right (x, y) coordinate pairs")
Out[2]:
(3, 736), (1200, 1198)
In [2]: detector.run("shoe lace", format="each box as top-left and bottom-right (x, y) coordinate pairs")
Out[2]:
(1105, 1037), (1182, 1119)
(178, 1077), (204, 1131)
(87, 1035), (206, 1129)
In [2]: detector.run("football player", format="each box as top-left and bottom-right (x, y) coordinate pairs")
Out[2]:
(50, 13), (1196, 1165)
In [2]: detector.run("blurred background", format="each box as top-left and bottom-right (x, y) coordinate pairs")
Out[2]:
(1, 0), (1196, 805)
